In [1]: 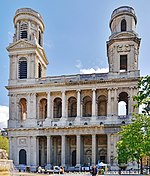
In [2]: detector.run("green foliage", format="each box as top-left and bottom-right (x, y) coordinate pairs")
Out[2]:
(117, 75), (150, 165)
(117, 113), (150, 164)
(0, 135), (9, 153)
(134, 75), (150, 115)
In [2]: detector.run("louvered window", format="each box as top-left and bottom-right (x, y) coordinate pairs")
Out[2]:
(19, 59), (27, 79)
(20, 23), (28, 39)
(38, 63), (42, 78)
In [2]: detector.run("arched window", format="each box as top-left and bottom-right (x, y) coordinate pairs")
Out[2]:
(98, 95), (107, 116)
(118, 92), (128, 116)
(38, 63), (42, 78)
(19, 58), (27, 79)
(68, 97), (77, 117)
(19, 98), (27, 121)
(19, 149), (27, 165)
(39, 98), (47, 119)
(53, 98), (62, 118)
(82, 96), (92, 117)
(20, 22), (28, 39)
(121, 19), (127, 32)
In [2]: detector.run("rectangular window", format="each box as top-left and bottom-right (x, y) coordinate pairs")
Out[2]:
(120, 55), (127, 71)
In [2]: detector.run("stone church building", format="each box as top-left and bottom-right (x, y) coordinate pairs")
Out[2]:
(6, 6), (140, 170)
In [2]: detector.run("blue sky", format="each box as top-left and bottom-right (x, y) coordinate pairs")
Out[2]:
(0, 0), (150, 127)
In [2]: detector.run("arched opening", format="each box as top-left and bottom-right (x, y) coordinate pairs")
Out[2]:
(19, 58), (27, 79)
(99, 149), (107, 163)
(98, 95), (107, 116)
(121, 19), (127, 32)
(53, 98), (62, 118)
(82, 96), (92, 117)
(39, 98), (47, 119)
(68, 97), (77, 117)
(72, 150), (76, 166)
(85, 149), (92, 165)
(118, 92), (128, 116)
(19, 149), (27, 165)
(38, 63), (42, 78)
(19, 98), (27, 121)
(20, 22), (28, 39)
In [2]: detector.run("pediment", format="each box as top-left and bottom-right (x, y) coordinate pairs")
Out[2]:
(7, 40), (36, 51)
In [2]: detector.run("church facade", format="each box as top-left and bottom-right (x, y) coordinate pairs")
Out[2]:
(6, 6), (140, 169)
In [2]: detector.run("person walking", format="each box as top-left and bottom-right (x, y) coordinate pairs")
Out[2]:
(91, 165), (98, 176)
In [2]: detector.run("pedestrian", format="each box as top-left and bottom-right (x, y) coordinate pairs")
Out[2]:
(91, 165), (98, 176)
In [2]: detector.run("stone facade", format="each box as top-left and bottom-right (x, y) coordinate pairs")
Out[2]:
(6, 6), (141, 169)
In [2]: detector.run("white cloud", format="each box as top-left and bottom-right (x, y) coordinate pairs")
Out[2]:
(0, 105), (9, 128)
(75, 59), (82, 69)
(80, 67), (109, 74)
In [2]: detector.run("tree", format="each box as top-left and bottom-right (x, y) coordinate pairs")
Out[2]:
(117, 75), (150, 174)
(134, 75), (150, 115)
(0, 135), (9, 154)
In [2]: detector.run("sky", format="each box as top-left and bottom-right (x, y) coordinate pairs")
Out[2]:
(0, 0), (150, 128)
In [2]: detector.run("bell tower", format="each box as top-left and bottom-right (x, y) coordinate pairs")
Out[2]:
(107, 6), (141, 75)
(7, 8), (48, 84)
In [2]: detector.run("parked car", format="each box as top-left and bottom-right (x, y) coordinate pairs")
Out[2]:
(45, 165), (64, 174)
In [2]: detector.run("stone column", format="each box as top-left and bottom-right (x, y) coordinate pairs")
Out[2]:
(107, 134), (111, 164)
(17, 22), (20, 40)
(61, 135), (66, 166)
(9, 137), (13, 160)
(92, 89), (96, 117)
(114, 88), (118, 115)
(62, 91), (66, 117)
(107, 88), (111, 116)
(31, 93), (36, 119)
(76, 135), (81, 165)
(27, 93), (31, 119)
(14, 137), (17, 165)
(129, 87), (133, 114)
(28, 21), (31, 41)
(36, 137), (39, 166)
(77, 90), (81, 117)
(27, 136), (31, 166)
(92, 134), (96, 165)
(47, 136), (52, 165)
(47, 92), (51, 118)
(31, 136), (37, 166)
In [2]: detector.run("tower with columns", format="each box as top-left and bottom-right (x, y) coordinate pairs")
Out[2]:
(6, 6), (140, 170)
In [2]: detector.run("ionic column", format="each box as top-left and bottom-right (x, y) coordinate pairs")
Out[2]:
(92, 89), (96, 117)
(62, 91), (66, 117)
(47, 92), (51, 118)
(114, 88), (118, 115)
(9, 137), (13, 160)
(129, 87), (133, 114)
(28, 21), (31, 40)
(61, 135), (66, 166)
(27, 94), (31, 119)
(107, 134), (111, 164)
(77, 90), (81, 117)
(17, 22), (20, 40)
(76, 135), (81, 165)
(47, 136), (52, 164)
(92, 134), (96, 165)
(31, 136), (37, 166)
(107, 88), (111, 116)
(27, 137), (31, 166)
(31, 93), (36, 119)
